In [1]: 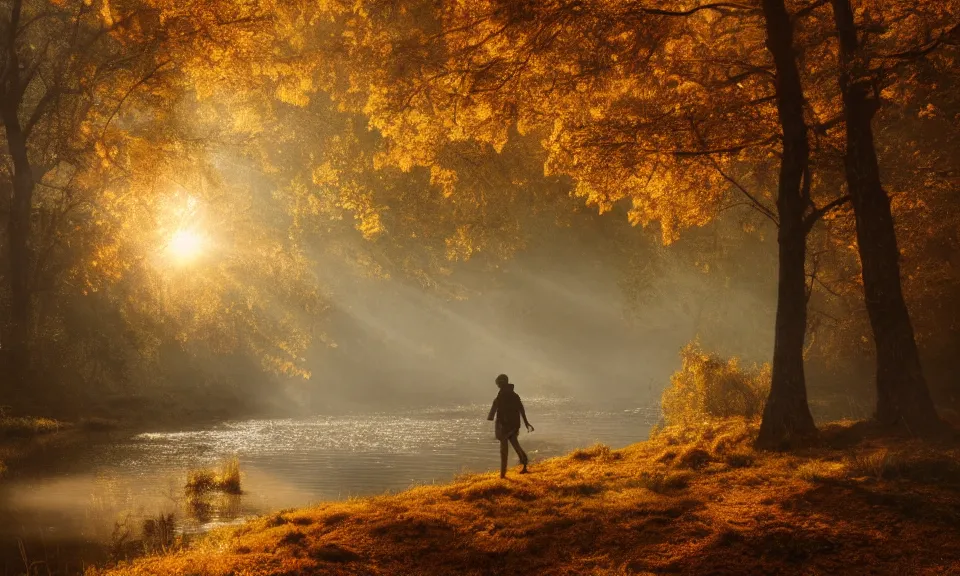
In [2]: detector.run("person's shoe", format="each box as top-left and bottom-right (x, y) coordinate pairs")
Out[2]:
(519, 465), (528, 474)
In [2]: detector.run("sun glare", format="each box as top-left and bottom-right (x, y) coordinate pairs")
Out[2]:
(168, 229), (205, 262)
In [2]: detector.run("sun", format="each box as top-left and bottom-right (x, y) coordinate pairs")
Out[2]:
(167, 229), (205, 262)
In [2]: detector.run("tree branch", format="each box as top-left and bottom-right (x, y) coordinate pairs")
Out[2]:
(812, 274), (843, 298)
(2, 0), (24, 85)
(23, 85), (81, 138)
(793, 0), (828, 20)
(878, 22), (959, 60)
(803, 194), (850, 232)
(812, 114), (843, 135)
(672, 135), (778, 157)
(8, 0), (22, 53)
(711, 160), (780, 226)
(633, 2), (760, 17)
(689, 119), (779, 226)
(97, 60), (172, 142)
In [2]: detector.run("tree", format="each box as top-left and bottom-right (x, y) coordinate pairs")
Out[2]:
(289, 0), (862, 446)
(753, 0), (820, 446)
(0, 0), (185, 381)
(1, 0), (324, 405)
(825, 0), (957, 433)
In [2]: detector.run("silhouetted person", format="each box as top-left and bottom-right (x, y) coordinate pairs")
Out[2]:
(487, 374), (534, 478)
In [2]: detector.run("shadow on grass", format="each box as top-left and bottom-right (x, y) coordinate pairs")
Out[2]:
(669, 479), (960, 574)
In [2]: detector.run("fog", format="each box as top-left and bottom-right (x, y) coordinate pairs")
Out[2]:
(274, 214), (781, 415)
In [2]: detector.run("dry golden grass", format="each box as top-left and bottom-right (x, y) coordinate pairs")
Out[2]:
(95, 419), (960, 576)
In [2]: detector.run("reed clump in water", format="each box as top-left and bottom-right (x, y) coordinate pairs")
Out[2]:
(185, 457), (242, 496)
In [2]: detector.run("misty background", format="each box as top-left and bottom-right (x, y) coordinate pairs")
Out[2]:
(270, 211), (781, 416)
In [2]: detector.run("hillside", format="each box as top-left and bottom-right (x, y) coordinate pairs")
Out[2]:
(97, 420), (960, 575)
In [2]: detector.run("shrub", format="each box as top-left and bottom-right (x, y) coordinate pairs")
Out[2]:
(660, 341), (770, 427)
(185, 469), (217, 495)
(142, 512), (177, 554)
(847, 449), (900, 481)
(218, 457), (242, 494)
(185, 457), (242, 496)
(0, 416), (61, 438)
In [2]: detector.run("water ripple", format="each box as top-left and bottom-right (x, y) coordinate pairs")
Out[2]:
(1, 400), (659, 541)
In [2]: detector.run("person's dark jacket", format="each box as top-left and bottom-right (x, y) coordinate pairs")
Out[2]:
(488, 383), (526, 440)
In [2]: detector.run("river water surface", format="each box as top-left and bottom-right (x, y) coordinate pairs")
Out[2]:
(1, 398), (659, 547)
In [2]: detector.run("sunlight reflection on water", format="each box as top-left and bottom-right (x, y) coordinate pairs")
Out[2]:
(1, 399), (659, 542)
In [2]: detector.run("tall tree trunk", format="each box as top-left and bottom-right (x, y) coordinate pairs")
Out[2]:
(829, 0), (943, 434)
(0, 177), (10, 364)
(755, 0), (818, 448)
(1, 86), (35, 385)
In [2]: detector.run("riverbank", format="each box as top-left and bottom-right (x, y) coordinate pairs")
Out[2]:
(0, 415), (126, 475)
(92, 419), (960, 575)
(0, 415), (68, 476)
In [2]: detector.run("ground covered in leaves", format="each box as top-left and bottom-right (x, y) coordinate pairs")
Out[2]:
(97, 420), (960, 575)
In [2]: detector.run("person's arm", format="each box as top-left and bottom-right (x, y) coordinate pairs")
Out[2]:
(487, 398), (498, 421)
(519, 399), (534, 432)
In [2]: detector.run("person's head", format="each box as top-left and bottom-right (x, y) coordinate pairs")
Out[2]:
(495, 374), (509, 388)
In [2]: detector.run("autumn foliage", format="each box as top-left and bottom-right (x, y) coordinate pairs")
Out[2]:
(661, 342), (770, 427)
(2, 0), (959, 434)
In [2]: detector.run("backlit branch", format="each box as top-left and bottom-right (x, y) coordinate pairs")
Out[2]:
(803, 194), (850, 233)
(689, 119), (779, 226)
(631, 2), (761, 17)
(793, 0), (828, 20)
(878, 22), (960, 61)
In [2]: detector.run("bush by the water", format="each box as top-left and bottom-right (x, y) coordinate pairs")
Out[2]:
(660, 342), (769, 427)
(185, 457), (242, 496)
(141, 513), (178, 554)
(0, 415), (61, 438)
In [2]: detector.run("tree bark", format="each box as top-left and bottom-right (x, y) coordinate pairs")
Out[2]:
(0, 177), (10, 361)
(829, 0), (943, 434)
(1, 13), (35, 383)
(755, 0), (818, 448)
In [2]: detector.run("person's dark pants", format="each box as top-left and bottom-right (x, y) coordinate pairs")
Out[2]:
(500, 433), (528, 477)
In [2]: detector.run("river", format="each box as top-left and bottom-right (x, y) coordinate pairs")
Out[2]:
(0, 398), (660, 556)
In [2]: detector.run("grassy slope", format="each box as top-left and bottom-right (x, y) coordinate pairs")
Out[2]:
(99, 420), (960, 576)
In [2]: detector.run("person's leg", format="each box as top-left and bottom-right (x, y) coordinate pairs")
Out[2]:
(509, 435), (528, 473)
(499, 439), (508, 478)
